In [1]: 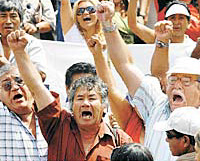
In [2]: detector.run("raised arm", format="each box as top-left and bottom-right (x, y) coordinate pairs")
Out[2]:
(86, 34), (132, 130)
(138, 0), (151, 24)
(7, 30), (54, 111)
(128, 0), (155, 43)
(151, 20), (173, 92)
(60, 0), (74, 35)
(191, 38), (200, 59)
(96, 1), (144, 97)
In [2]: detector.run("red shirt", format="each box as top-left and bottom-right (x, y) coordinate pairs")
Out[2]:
(125, 110), (143, 143)
(154, 0), (200, 41)
(36, 92), (133, 161)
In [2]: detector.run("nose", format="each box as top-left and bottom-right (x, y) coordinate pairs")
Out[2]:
(83, 9), (89, 15)
(10, 81), (20, 91)
(5, 16), (12, 24)
(82, 99), (90, 107)
(173, 79), (183, 89)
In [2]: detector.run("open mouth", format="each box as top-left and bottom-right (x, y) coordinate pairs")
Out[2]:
(13, 94), (23, 100)
(81, 110), (93, 119)
(173, 27), (180, 30)
(83, 17), (91, 21)
(4, 26), (13, 29)
(173, 94), (183, 103)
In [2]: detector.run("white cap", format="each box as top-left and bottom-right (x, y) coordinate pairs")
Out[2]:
(167, 57), (200, 76)
(165, 3), (190, 18)
(154, 107), (200, 136)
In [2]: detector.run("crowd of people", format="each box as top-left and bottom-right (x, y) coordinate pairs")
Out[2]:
(0, 0), (200, 160)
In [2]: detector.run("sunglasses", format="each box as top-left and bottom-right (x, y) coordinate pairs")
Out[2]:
(76, 6), (96, 16)
(1, 77), (24, 91)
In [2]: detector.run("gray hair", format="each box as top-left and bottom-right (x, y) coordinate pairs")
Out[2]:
(69, 76), (108, 111)
(0, 64), (17, 77)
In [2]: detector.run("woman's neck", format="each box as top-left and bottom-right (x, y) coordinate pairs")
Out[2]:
(84, 27), (97, 40)
(171, 34), (185, 43)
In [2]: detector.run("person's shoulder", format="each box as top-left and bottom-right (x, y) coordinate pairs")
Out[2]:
(185, 35), (196, 44)
(117, 128), (133, 143)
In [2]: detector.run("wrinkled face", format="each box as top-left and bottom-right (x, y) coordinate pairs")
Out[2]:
(72, 86), (105, 128)
(76, 1), (98, 31)
(0, 10), (20, 38)
(0, 68), (33, 115)
(195, 143), (200, 161)
(166, 131), (185, 156)
(166, 73), (200, 111)
(167, 14), (189, 37)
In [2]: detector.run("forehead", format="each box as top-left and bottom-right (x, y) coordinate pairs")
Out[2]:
(169, 73), (199, 78)
(0, 10), (19, 15)
(167, 14), (187, 18)
(78, 1), (94, 7)
(0, 68), (19, 81)
(75, 86), (99, 96)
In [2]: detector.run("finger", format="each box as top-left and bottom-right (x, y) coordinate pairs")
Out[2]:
(160, 23), (165, 33)
(7, 33), (13, 43)
(20, 29), (26, 36)
(15, 30), (21, 39)
(91, 36), (100, 45)
(87, 39), (96, 47)
(23, 23), (30, 32)
(19, 36), (28, 44)
(10, 31), (17, 41)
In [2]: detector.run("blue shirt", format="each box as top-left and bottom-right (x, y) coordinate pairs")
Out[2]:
(128, 76), (177, 161)
(0, 103), (48, 161)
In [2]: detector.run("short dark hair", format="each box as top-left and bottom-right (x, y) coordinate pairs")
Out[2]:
(0, 0), (23, 21)
(167, 130), (195, 146)
(111, 143), (154, 161)
(165, 1), (190, 21)
(65, 62), (96, 88)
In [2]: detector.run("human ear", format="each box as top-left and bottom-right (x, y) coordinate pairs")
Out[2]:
(183, 135), (190, 147)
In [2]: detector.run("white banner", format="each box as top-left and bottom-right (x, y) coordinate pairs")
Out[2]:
(41, 40), (195, 105)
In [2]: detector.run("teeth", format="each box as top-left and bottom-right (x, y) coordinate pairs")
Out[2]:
(82, 115), (91, 119)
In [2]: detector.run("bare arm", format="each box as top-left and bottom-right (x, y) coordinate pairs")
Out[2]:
(97, 1), (144, 97)
(7, 30), (54, 111)
(151, 21), (173, 80)
(151, 21), (173, 92)
(23, 21), (52, 35)
(87, 35), (132, 130)
(139, 0), (151, 24)
(191, 38), (200, 59)
(128, 0), (155, 43)
(151, 21), (173, 79)
(61, 0), (74, 35)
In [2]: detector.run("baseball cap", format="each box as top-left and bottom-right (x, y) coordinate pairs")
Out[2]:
(166, 57), (200, 76)
(154, 107), (200, 136)
(165, 3), (190, 18)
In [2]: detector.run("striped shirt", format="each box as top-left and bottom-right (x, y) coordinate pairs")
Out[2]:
(128, 76), (177, 161)
(0, 103), (48, 161)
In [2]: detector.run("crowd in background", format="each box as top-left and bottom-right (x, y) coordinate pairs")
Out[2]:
(0, 0), (200, 161)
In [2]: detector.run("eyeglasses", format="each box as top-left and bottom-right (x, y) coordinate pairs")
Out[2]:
(76, 6), (96, 16)
(0, 77), (24, 91)
(168, 75), (200, 86)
